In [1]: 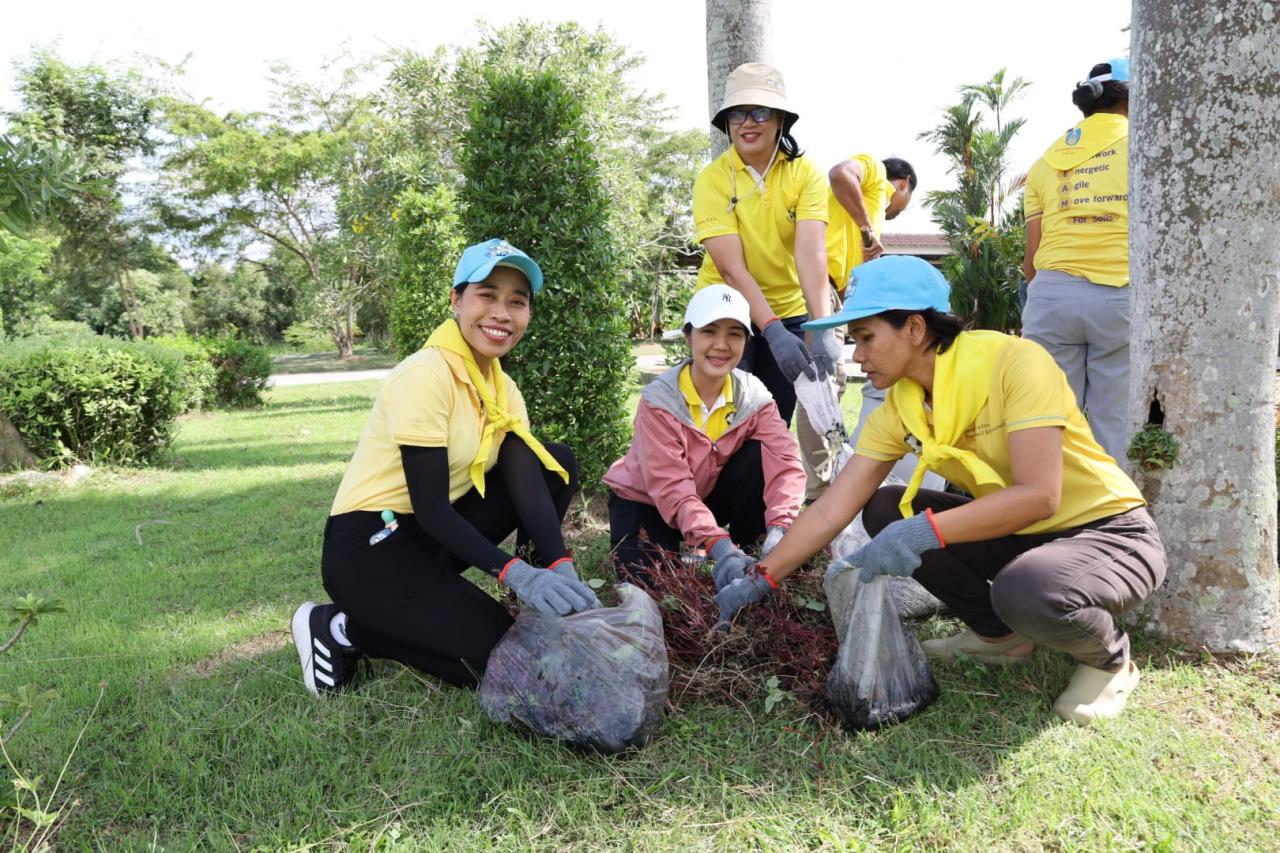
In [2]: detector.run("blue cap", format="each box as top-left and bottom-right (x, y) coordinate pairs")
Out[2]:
(801, 255), (952, 331)
(452, 239), (544, 293)
(1087, 57), (1129, 84)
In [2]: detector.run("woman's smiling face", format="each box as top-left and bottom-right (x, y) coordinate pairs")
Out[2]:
(728, 105), (782, 162)
(450, 266), (531, 366)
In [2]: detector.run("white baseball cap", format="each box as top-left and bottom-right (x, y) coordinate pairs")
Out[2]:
(683, 285), (753, 334)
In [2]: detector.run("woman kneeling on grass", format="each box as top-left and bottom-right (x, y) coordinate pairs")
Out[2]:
(715, 256), (1167, 725)
(291, 239), (600, 696)
(603, 285), (805, 590)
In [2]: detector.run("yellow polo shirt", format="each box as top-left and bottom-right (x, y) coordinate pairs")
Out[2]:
(1024, 113), (1130, 286)
(855, 337), (1144, 534)
(678, 365), (734, 441)
(330, 347), (529, 514)
(693, 147), (828, 320)
(826, 154), (894, 292)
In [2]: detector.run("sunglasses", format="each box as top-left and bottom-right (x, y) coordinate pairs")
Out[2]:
(725, 107), (777, 126)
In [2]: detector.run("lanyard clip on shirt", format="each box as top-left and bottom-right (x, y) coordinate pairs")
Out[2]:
(726, 135), (782, 214)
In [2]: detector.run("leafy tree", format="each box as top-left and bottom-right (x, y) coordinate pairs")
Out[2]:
(461, 69), (632, 489)
(919, 70), (1030, 332)
(93, 268), (187, 338)
(389, 185), (464, 359)
(390, 22), (703, 341)
(8, 53), (163, 338)
(0, 232), (58, 334)
(0, 135), (94, 242)
(188, 262), (276, 343)
(161, 78), (375, 356)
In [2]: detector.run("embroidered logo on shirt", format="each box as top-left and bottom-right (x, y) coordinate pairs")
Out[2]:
(905, 433), (923, 455)
(1066, 127), (1083, 146)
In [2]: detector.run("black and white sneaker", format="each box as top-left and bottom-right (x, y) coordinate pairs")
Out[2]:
(291, 601), (358, 696)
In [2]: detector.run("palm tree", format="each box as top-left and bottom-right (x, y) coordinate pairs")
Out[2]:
(918, 71), (1030, 332)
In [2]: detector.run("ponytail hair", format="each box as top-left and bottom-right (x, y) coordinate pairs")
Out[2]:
(1073, 62), (1129, 117)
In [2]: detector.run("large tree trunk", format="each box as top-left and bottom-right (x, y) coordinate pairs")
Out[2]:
(1129, 0), (1280, 651)
(705, 0), (773, 158)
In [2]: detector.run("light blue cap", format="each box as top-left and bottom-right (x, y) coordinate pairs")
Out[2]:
(801, 255), (952, 331)
(452, 239), (544, 293)
(1088, 57), (1129, 83)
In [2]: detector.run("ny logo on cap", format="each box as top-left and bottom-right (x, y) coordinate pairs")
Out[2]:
(722, 293), (735, 303)
(488, 241), (517, 258)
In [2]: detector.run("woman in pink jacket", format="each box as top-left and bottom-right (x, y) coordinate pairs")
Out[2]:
(604, 285), (806, 589)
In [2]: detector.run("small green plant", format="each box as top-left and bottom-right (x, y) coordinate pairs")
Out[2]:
(1127, 424), (1181, 471)
(763, 675), (794, 714)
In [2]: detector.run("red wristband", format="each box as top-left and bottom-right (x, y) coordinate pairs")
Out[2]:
(546, 557), (573, 572)
(498, 557), (521, 585)
(762, 316), (782, 330)
(924, 508), (946, 549)
(756, 565), (780, 589)
(705, 533), (731, 551)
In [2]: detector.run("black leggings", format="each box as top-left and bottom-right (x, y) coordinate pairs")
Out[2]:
(608, 440), (767, 584)
(741, 315), (807, 425)
(321, 442), (578, 687)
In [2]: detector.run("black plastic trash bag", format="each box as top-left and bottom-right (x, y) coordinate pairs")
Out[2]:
(479, 583), (669, 753)
(824, 566), (939, 731)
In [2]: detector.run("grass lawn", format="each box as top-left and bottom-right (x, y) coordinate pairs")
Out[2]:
(2, 380), (1278, 850)
(269, 345), (400, 375)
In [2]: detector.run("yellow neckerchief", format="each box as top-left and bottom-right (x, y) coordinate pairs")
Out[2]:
(678, 364), (735, 441)
(1040, 112), (1128, 172)
(888, 330), (1015, 517)
(423, 318), (568, 496)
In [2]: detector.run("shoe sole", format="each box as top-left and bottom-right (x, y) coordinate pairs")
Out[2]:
(291, 601), (319, 697)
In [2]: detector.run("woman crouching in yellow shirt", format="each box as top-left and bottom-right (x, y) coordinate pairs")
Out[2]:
(290, 239), (599, 696)
(716, 256), (1167, 725)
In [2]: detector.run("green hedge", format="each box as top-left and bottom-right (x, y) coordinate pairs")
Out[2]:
(390, 185), (464, 359)
(0, 338), (192, 467)
(460, 70), (632, 489)
(203, 337), (271, 409)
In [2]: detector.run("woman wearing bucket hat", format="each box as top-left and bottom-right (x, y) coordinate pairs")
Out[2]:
(290, 239), (600, 697)
(1021, 58), (1132, 464)
(603, 285), (805, 588)
(715, 255), (1166, 726)
(692, 62), (839, 428)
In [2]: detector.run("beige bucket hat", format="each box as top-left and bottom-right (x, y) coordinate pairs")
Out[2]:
(712, 62), (799, 132)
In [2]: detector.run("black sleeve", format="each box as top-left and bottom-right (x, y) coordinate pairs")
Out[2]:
(400, 445), (511, 577)
(496, 437), (569, 566)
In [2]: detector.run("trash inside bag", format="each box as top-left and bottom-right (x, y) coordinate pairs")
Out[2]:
(824, 567), (939, 731)
(480, 583), (670, 753)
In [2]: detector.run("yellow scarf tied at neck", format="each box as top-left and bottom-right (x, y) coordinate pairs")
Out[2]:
(888, 330), (1015, 518)
(424, 319), (569, 496)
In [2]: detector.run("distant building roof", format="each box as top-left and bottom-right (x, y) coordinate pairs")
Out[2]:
(883, 233), (949, 256)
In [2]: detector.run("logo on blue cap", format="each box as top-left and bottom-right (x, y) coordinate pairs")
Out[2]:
(453, 239), (544, 293)
(801, 255), (952, 332)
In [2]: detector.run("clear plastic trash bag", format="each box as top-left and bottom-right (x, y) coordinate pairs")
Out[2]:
(824, 566), (939, 731)
(479, 583), (670, 753)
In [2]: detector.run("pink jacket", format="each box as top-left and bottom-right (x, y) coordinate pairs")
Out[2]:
(603, 364), (805, 547)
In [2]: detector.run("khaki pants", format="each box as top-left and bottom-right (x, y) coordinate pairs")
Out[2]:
(796, 285), (847, 502)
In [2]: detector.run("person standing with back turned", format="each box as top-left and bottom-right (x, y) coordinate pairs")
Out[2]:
(1021, 58), (1132, 463)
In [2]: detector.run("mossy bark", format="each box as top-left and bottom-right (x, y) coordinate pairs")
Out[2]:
(1129, 0), (1280, 650)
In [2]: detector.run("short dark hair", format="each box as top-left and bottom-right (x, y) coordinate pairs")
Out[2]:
(882, 157), (917, 192)
(1072, 62), (1129, 117)
(876, 308), (966, 354)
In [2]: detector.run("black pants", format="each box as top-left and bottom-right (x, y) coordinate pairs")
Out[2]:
(608, 440), (767, 584)
(863, 486), (1166, 671)
(741, 314), (807, 425)
(321, 442), (578, 687)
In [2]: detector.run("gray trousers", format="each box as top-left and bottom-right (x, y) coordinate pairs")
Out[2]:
(1021, 270), (1131, 463)
(864, 486), (1166, 671)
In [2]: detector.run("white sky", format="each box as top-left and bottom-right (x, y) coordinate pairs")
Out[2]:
(2, 0), (1131, 233)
